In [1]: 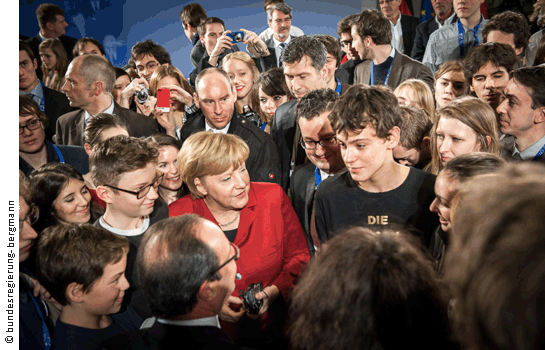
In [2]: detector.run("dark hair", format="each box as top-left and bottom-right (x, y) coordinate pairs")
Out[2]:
(114, 67), (129, 81)
(482, 10), (530, 51)
(337, 14), (359, 37)
(20, 94), (47, 124)
(84, 113), (130, 149)
(446, 163), (545, 350)
(263, 0), (283, 11)
(20, 170), (32, 205)
(179, 3), (207, 28)
(463, 43), (518, 85)
(289, 227), (451, 350)
(20, 41), (35, 61)
(138, 215), (221, 317)
(76, 55), (116, 93)
(533, 34), (545, 66)
(296, 88), (338, 123)
(130, 39), (172, 66)
(266, 2), (292, 22)
(149, 133), (181, 150)
(314, 34), (342, 68)
(398, 105), (433, 150)
(197, 17), (225, 38)
(90, 135), (158, 188)
(36, 3), (64, 30)
(73, 37), (106, 57)
(354, 9), (392, 46)
(256, 67), (290, 97)
(35, 224), (129, 306)
(328, 84), (401, 139)
(442, 152), (505, 183)
(511, 66), (545, 109)
(282, 36), (327, 73)
(29, 163), (102, 233)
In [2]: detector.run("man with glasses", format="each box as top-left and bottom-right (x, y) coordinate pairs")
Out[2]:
(262, 3), (301, 68)
(19, 95), (89, 176)
(290, 89), (345, 256)
(91, 135), (168, 318)
(102, 215), (245, 349)
(335, 14), (362, 85)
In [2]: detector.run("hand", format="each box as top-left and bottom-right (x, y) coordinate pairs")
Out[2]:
(162, 84), (193, 106)
(30, 277), (62, 310)
(241, 28), (270, 58)
(153, 105), (177, 137)
(209, 31), (235, 66)
(219, 295), (245, 323)
(136, 95), (156, 117)
(121, 77), (148, 100)
(245, 285), (280, 319)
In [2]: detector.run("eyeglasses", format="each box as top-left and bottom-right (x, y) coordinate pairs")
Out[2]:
(19, 118), (42, 135)
(19, 205), (39, 231)
(300, 136), (338, 150)
(136, 61), (159, 73)
(340, 40), (352, 47)
(104, 173), (164, 199)
(211, 243), (240, 276)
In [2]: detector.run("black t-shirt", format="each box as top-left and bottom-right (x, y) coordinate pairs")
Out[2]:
(315, 167), (438, 246)
(52, 306), (143, 350)
(373, 56), (394, 86)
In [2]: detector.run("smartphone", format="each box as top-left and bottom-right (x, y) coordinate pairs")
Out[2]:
(157, 88), (170, 113)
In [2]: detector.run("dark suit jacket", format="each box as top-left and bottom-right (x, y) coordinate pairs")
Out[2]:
(354, 50), (435, 92)
(43, 85), (74, 142)
(411, 14), (458, 62)
(55, 102), (160, 146)
(100, 321), (247, 350)
(290, 162), (317, 256)
(25, 34), (78, 79)
(272, 99), (307, 192)
(335, 59), (362, 85)
(500, 135), (545, 164)
(400, 14), (420, 56)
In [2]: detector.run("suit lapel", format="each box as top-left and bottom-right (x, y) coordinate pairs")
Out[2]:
(304, 172), (316, 234)
(387, 50), (403, 90)
(72, 110), (85, 145)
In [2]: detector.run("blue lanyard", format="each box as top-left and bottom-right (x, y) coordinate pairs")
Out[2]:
(314, 167), (322, 188)
(533, 143), (545, 161)
(21, 270), (51, 350)
(335, 79), (342, 95)
(370, 51), (396, 86)
(458, 20), (480, 58)
(52, 144), (65, 163)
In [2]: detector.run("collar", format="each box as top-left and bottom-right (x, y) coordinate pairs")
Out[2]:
(205, 120), (231, 134)
(20, 79), (44, 99)
(514, 134), (545, 160)
(458, 15), (484, 30)
(192, 32), (200, 46)
(436, 11), (456, 27)
(390, 12), (402, 27)
(157, 315), (220, 328)
(273, 35), (291, 48)
(38, 31), (47, 42)
(99, 215), (150, 236)
(84, 95), (115, 124)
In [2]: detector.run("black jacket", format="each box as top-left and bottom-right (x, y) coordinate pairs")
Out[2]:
(180, 111), (281, 185)
(411, 14), (458, 62)
(290, 162), (316, 256)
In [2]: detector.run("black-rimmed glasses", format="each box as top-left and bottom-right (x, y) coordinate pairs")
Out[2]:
(299, 136), (338, 150)
(20, 205), (39, 231)
(19, 118), (42, 135)
(104, 173), (164, 199)
(211, 243), (240, 276)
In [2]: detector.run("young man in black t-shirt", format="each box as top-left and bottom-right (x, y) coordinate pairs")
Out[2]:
(315, 85), (438, 246)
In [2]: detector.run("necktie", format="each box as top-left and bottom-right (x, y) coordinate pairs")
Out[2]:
(278, 43), (286, 68)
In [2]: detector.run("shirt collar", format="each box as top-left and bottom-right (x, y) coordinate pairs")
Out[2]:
(205, 120), (231, 134)
(390, 12), (402, 27)
(514, 134), (545, 160)
(20, 79), (44, 99)
(435, 11), (456, 27)
(157, 315), (221, 328)
(273, 35), (291, 48)
(84, 94), (115, 123)
(99, 215), (150, 236)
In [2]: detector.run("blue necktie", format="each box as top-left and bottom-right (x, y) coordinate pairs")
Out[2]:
(278, 43), (286, 68)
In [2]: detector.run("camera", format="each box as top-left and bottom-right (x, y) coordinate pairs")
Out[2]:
(227, 31), (245, 44)
(134, 84), (149, 104)
(242, 105), (263, 129)
(238, 282), (264, 314)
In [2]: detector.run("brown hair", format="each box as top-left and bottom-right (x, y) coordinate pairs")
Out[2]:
(20, 94), (47, 124)
(35, 223), (129, 306)
(19, 170), (32, 205)
(336, 14), (359, 37)
(177, 132), (249, 199)
(179, 3), (207, 28)
(149, 65), (194, 111)
(250, 67), (291, 123)
(72, 37), (106, 57)
(394, 79), (435, 120)
(36, 3), (64, 30)
(314, 34), (342, 68)
(197, 17), (225, 38)
(463, 43), (518, 86)
(39, 39), (68, 91)
(84, 113), (129, 150)
(353, 9), (392, 46)
(482, 10), (530, 51)
(398, 105), (433, 150)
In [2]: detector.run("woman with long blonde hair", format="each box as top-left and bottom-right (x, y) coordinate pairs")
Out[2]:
(223, 51), (261, 116)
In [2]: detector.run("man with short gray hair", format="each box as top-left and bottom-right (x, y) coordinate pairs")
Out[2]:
(259, 1), (304, 43)
(261, 3), (302, 67)
(55, 55), (159, 146)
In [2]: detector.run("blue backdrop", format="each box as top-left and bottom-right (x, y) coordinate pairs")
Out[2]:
(19, 0), (364, 76)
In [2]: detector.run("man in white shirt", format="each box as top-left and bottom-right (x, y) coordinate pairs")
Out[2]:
(261, 3), (302, 67)
(258, 0), (304, 42)
(379, 0), (419, 55)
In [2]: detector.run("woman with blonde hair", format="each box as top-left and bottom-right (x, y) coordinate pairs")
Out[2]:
(433, 61), (469, 110)
(428, 96), (500, 174)
(394, 78), (435, 120)
(39, 39), (68, 92)
(223, 51), (261, 117)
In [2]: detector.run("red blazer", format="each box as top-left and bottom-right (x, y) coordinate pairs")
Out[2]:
(169, 182), (310, 336)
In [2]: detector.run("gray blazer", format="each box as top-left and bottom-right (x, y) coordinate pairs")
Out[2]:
(354, 49), (435, 92)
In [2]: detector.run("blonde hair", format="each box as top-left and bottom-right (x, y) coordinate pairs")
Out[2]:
(394, 79), (435, 121)
(177, 132), (249, 199)
(428, 96), (500, 174)
(149, 65), (194, 111)
(222, 52), (260, 114)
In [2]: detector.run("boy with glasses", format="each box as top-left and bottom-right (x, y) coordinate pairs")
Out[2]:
(90, 135), (168, 318)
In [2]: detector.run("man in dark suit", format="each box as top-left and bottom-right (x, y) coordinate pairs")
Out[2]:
(19, 41), (73, 142)
(290, 89), (345, 256)
(497, 66), (545, 164)
(379, 0), (419, 55)
(263, 2), (301, 68)
(411, 0), (457, 61)
(335, 14), (362, 85)
(272, 36), (330, 192)
(179, 3), (208, 69)
(101, 215), (245, 350)
(352, 10), (434, 92)
(56, 55), (159, 146)
(24, 3), (77, 80)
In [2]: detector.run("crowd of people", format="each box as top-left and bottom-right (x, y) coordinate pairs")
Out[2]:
(18, 0), (545, 349)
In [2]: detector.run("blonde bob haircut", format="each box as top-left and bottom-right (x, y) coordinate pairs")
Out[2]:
(428, 96), (500, 174)
(177, 131), (250, 199)
(394, 79), (435, 121)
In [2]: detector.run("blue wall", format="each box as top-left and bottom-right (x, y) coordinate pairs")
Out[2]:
(20, 0), (364, 76)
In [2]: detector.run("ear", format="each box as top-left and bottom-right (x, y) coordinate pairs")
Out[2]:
(96, 185), (113, 204)
(84, 143), (92, 155)
(33, 58), (38, 71)
(66, 282), (84, 304)
(194, 92), (200, 109)
(420, 136), (431, 151)
(515, 47), (523, 56)
(485, 135), (491, 146)
(194, 177), (208, 196)
(93, 81), (105, 96)
(46, 21), (55, 32)
(386, 126), (401, 150)
(198, 280), (216, 302)
(320, 65), (329, 84)
(534, 107), (545, 124)
(470, 84), (475, 93)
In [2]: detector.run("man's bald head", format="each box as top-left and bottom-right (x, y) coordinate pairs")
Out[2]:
(70, 54), (116, 93)
(195, 67), (233, 98)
